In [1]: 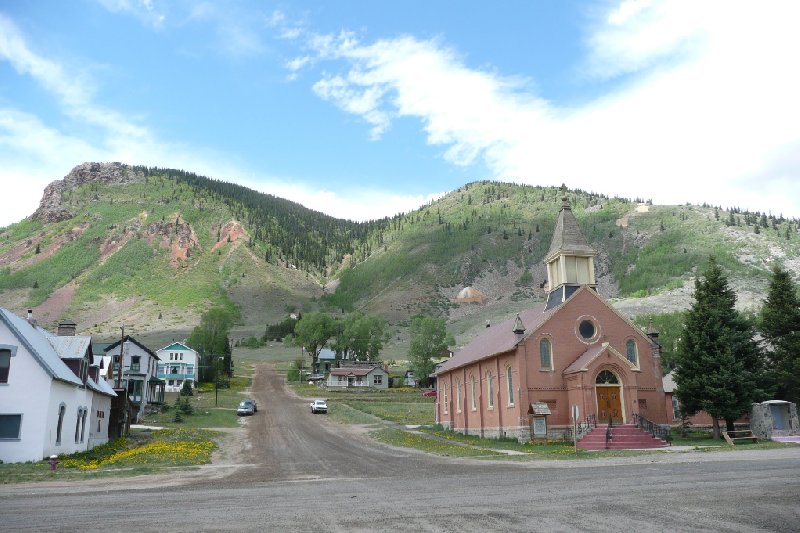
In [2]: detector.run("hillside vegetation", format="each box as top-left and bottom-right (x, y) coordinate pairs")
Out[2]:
(1, 163), (798, 351)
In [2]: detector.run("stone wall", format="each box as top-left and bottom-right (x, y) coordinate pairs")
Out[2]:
(750, 402), (799, 440)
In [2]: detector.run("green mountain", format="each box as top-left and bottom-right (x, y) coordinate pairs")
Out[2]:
(1, 163), (798, 355)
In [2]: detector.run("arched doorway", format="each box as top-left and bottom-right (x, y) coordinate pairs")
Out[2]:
(595, 369), (624, 424)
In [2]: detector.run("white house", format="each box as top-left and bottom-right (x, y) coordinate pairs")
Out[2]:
(156, 342), (199, 393)
(0, 309), (116, 463)
(104, 336), (164, 423)
(326, 366), (389, 389)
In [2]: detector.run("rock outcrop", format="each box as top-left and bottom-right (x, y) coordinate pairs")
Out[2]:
(33, 162), (145, 223)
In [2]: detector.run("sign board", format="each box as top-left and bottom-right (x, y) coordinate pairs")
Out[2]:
(529, 402), (551, 416)
(532, 417), (547, 436)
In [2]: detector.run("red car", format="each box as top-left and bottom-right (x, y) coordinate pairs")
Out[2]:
(422, 390), (437, 397)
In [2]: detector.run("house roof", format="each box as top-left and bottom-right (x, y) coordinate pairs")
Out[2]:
(105, 335), (159, 360)
(87, 374), (117, 397)
(0, 308), (83, 386)
(329, 367), (384, 377)
(436, 304), (556, 375)
(319, 348), (336, 360)
(47, 335), (92, 359)
(158, 341), (194, 352)
(545, 189), (596, 261)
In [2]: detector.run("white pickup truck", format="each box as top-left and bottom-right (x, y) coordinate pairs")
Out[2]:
(310, 399), (328, 414)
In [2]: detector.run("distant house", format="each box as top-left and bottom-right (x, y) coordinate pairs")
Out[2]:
(404, 371), (416, 387)
(318, 348), (337, 375)
(327, 365), (389, 389)
(156, 342), (199, 393)
(0, 309), (116, 463)
(104, 336), (164, 422)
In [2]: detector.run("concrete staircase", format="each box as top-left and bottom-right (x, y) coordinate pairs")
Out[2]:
(578, 424), (669, 450)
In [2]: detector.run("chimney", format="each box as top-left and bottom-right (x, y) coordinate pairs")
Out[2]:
(57, 319), (77, 336)
(486, 320), (491, 328)
(27, 309), (33, 324)
(513, 314), (525, 341)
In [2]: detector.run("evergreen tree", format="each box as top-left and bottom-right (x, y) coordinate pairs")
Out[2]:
(758, 266), (800, 404)
(674, 257), (766, 438)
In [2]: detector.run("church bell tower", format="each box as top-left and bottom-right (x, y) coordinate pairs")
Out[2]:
(544, 185), (597, 310)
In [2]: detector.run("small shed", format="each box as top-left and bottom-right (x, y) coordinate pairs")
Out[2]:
(750, 400), (799, 441)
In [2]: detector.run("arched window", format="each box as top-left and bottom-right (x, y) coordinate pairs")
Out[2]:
(506, 367), (514, 406)
(456, 379), (462, 413)
(75, 408), (82, 444)
(470, 375), (477, 411)
(80, 409), (87, 443)
(540, 338), (552, 370)
(56, 404), (65, 445)
(596, 370), (619, 384)
(486, 372), (494, 408)
(626, 339), (638, 366)
(442, 383), (448, 414)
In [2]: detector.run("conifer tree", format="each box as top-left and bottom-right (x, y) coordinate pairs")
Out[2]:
(674, 257), (766, 438)
(759, 266), (800, 404)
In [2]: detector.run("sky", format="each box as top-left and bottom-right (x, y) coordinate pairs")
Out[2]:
(1, 0), (799, 227)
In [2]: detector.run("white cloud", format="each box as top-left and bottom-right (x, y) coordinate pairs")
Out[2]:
(238, 177), (444, 222)
(95, 0), (165, 28)
(302, 1), (800, 217)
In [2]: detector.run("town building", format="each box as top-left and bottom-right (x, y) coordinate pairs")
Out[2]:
(435, 190), (668, 441)
(0, 310), (116, 463)
(156, 342), (199, 393)
(326, 363), (389, 389)
(104, 336), (164, 422)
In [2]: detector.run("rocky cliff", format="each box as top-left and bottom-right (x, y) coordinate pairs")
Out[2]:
(33, 162), (145, 223)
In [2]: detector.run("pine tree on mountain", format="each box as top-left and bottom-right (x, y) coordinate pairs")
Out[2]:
(759, 266), (800, 405)
(674, 257), (766, 439)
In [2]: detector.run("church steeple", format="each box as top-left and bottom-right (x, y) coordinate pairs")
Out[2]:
(544, 185), (597, 310)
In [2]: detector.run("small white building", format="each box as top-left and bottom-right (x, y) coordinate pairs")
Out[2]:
(156, 342), (199, 393)
(326, 366), (389, 389)
(0, 309), (116, 463)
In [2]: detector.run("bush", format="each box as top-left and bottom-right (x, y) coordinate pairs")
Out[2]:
(180, 380), (193, 396)
(178, 397), (194, 416)
(173, 410), (184, 423)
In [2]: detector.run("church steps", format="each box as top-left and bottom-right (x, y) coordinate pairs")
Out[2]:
(577, 424), (669, 450)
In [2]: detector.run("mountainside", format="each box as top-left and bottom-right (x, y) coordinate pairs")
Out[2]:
(1, 163), (799, 353)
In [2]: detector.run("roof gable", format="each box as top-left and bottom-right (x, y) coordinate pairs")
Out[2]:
(159, 342), (194, 352)
(563, 342), (637, 374)
(106, 335), (159, 360)
(0, 308), (83, 386)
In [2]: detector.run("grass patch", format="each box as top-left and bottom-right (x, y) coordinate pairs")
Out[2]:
(326, 403), (384, 425)
(344, 401), (434, 425)
(0, 428), (218, 484)
(371, 428), (503, 457)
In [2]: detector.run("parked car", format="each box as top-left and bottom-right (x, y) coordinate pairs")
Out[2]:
(243, 399), (258, 412)
(237, 400), (255, 416)
(422, 390), (437, 397)
(310, 399), (328, 414)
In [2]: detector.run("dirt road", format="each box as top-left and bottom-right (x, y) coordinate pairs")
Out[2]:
(2, 365), (800, 531)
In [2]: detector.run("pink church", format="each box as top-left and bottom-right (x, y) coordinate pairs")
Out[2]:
(435, 191), (668, 442)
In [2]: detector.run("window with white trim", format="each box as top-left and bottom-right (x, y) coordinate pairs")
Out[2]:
(506, 367), (514, 406)
(0, 349), (11, 383)
(456, 379), (462, 413)
(80, 409), (87, 443)
(75, 408), (82, 443)
(373, 374), (383, 385)
(486, 372), (494, 409)
(442, 383), (448, 414)
(0, 414), (22, 439)
(56, 404), (65, 445)
(540, 338), (552, 370)
(626, 339), (638, 366)
(470, 376), (477, 411)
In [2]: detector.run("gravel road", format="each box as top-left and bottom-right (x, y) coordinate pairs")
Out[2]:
(2, 365), (799, 532)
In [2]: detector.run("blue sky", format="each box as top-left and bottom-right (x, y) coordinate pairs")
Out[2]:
(1, 0), (799, 227)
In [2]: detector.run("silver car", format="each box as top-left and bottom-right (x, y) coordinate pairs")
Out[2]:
(310, 399), (328, 414)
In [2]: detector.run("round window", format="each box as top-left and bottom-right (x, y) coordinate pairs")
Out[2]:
(579, 320), (596, 339)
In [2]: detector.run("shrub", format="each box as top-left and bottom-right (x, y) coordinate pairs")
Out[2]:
(180, 380), (193, 396)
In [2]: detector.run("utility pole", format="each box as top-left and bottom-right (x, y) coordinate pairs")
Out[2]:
(116, 326), (126, 389)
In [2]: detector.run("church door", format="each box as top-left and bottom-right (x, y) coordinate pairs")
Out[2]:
(595, 370), (623, 424)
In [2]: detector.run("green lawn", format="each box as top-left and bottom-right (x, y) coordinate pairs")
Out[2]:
(345, 401), (434, 425)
